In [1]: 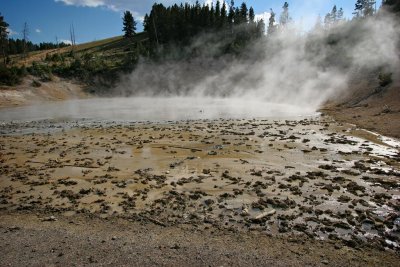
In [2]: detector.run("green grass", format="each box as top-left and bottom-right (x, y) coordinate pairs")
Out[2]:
(70, 32), (148, 54)
(1, 32), (149, 88)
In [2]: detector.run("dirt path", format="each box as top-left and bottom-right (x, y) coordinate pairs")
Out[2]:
(1, 212), (398, 267)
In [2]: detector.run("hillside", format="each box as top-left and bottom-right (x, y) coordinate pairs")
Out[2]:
(0, 32), (149, 93)
(0, 33), (149, 107)
(321, 69), (400, 138)
(8, 33), (148, 67)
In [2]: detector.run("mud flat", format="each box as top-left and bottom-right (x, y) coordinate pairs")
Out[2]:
(0, 116), (399, 265)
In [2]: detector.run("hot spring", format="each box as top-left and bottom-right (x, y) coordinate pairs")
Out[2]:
(0, 97), (317, 123)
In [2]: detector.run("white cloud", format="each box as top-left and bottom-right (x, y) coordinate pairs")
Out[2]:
(55, 0), (213, 15)
(255, 12), (271, 23)
(59, 39), (73, 45)
(7, 28), (19, 36)
(204, 0), (229, 7)
(35, 29), (41, 33)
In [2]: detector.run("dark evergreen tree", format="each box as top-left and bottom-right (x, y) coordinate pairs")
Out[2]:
(249, 7), (255, 23)
(123, 11), (136, 38)
(215, 1), (221, 19)
(256, 19), (265, 38)
(382, 0), (400, 13)
(354, 0), (363, 17)
(0, 13), (9, 64)
(331, 5), (337, 21)
(143, 14), (150, 32)
(240, 2), (249, 23)
(325, 5), (344, 28)
(221, 2), (227, 28)
(141, 1), (260, 54)
(267, 9), (276, 35)
(354, 0), (376, 18)
(234, 7), (240, 24)
(228, 0), (235, 25)
(364, 0), (376, 16)
(337, 8), (344, 21)
(279, 2), (290, 26)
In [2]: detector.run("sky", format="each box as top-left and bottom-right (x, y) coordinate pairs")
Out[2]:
(0, 0), (383, 44)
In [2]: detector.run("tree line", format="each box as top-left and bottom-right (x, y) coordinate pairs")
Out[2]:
(6, 38), (70, 56)
(0, 0), (399, 86)
(0, 14), (70, 65)
(123, 1), (265, 55)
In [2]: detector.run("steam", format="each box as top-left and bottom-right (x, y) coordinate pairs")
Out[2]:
(114, 12), (399, 113)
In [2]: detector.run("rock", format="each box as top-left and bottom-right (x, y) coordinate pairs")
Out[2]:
(240, 208), (250, 217)
(171, 244), (180, 249)
(254, 209), (276, 220)
(202, 169), (211, 174)
(8, 226), (21, 231)
(321, 260), (329, 265)
(111, 236), (117, 240)
(43, 216), (57, 222)
(334, 243), (342, 250)
(204, 199), (215, 206)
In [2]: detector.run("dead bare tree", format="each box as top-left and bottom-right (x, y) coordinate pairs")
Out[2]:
(22, 22), (29, 59)
(70, 23), (76, 53)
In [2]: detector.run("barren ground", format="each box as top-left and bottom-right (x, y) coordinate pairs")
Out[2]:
(0, 117), (399, 266)
(0, 76), (87, 108)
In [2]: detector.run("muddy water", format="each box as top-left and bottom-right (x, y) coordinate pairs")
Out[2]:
(0, 99), (399, 250)
(0, 97), (316, 122)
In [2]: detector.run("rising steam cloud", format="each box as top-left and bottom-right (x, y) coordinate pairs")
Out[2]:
(115, 12), (399, 112)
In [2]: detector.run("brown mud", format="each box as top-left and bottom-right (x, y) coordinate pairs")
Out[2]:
(0, 116), (399, 265)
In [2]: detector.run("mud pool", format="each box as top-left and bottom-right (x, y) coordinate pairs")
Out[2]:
(0, 97), (316, 123)
(0, 98), (399, 251)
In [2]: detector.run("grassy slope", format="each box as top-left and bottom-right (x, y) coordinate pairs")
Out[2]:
(9, 32), (148, 68)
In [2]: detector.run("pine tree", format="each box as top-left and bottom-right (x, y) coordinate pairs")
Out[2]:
(22, 22), (29, 59)
(0, 13), (9, 64)
(215, 1), (221, 18)
(354, 0), (376, 18)
(256, 19), (265, 37)
(234, 7), (240, 25)
(249, 7), (255, 23)
(324, 13), (332, 28)
(221, 2), (227, 27)
(382, 0), (400, 13)
(228, 0), (235, 25)
(331, 5), (337, 22)
(337, 8), (344, 21)
(143, 14), (150, 32)
(123, 11), (136, 38)
(364, 0), (376, 16)
(279, 2), (290, 26)
(240, 2), (248, 23)
(354, 0), (363, 18)
(267, 9), (276, 35)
